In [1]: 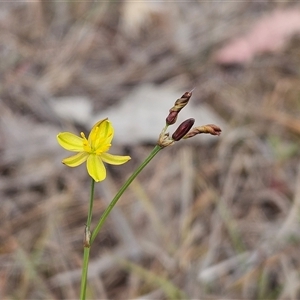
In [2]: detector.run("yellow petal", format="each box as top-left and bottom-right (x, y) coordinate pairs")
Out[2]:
(88, 119), (114, 149)
(62, 152), (89, 167)
(87, 154), (106, 182)
(101, 153), (131, 165)
(88, 119), (108, 144)
(101, 120), (114, 144)
(57, 132), (84, 152)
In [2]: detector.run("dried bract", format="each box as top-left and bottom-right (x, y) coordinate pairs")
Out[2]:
(184, 124), (222, 139)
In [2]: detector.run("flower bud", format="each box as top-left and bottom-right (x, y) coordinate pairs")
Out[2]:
(184, 124), (222, 139)
(172, 118), (195, 141)
(172, 91), (192, 112)
(166, 91), (193, 125)
(166, 111), (178, 126)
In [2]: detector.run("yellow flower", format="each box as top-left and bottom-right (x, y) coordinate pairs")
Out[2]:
(57, 118), (131, 182)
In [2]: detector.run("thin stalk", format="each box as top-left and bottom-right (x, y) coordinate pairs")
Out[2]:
(80, 145), (162, 299)
(91, 145), (162, 244)
(80, 179), (95, 300)
(80, 248), (90, 300)
(87, 179), (95, 227)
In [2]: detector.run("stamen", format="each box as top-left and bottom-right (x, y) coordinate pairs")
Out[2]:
(81, 132), (91, 152)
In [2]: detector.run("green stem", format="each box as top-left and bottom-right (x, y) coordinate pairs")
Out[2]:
(80, 179), (95, 300)
(91, 145), (162, 244)
(80, 145), (162, 299)
(87, 179), (95, 227)
(80, 248), (90, 300)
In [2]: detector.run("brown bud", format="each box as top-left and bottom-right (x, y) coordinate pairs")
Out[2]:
(177, 91), (192, 103)
(166, 111), (178, 125)
(172, 118), (195, 141)
(171, 91), (192, 113)
(184, 124), (222, 139)
(166, 91), (193, 125)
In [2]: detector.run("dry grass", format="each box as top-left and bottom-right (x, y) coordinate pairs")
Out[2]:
(1, 2), (300, 299)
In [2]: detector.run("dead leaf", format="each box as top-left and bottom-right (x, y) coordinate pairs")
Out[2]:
(215, 8), (300, 65)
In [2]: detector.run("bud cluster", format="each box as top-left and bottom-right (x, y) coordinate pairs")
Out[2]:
(157, 90), (221, 148)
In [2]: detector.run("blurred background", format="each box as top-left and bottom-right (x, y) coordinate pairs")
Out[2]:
(1, 1), (300, 299)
